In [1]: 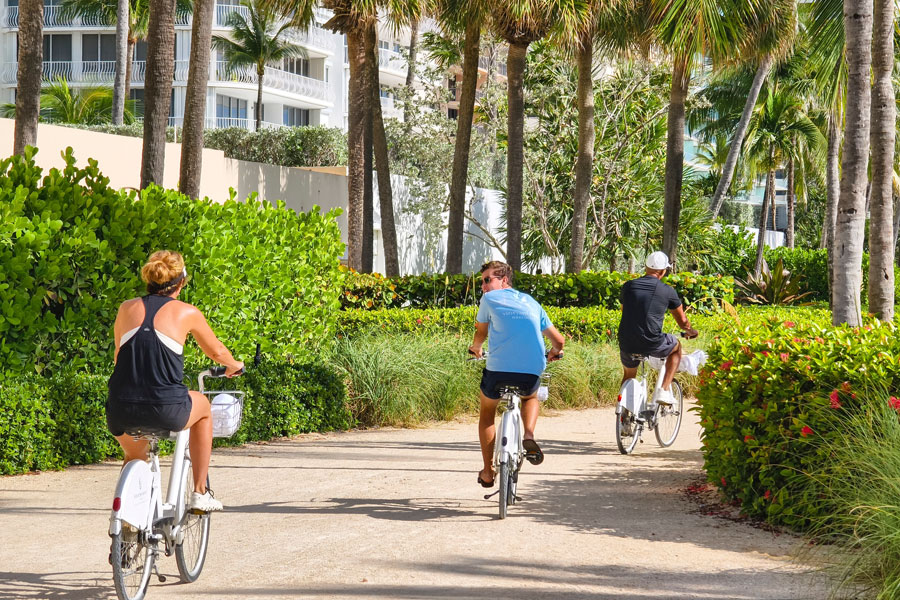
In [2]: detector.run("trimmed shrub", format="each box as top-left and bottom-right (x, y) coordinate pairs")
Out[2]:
(0, 147), (344, 379)
(696, 315), (897, 529)
(341, 270), (733, 313)
(203, 126), (347, 167)
(45, 370), (120, 466)
(0, 379), (57, 474)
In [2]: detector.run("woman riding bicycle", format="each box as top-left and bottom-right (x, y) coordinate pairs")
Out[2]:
(106, 250), (243, 512)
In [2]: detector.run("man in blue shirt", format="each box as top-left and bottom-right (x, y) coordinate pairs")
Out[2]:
(469, 261), (564, 488)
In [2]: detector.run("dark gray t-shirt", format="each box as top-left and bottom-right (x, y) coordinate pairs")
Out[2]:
(617, 275), (682, 353)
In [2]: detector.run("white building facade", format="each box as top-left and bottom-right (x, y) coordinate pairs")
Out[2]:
(0, 1), (417, 130)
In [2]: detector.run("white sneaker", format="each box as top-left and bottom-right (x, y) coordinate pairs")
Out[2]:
(655, 389), (676, 406)
(190, 491), (223, 512)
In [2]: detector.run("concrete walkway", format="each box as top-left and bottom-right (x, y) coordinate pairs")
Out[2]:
(0, 403), (825, 599)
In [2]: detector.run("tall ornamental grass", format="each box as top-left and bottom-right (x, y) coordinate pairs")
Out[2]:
(325, 334), (624, 427)
(795, 390), (900, 600)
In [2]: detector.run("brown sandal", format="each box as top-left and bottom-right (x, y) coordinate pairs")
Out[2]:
(477, 470), (495, 488)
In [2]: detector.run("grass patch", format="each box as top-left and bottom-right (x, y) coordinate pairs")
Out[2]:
(323, 333), (625, 428)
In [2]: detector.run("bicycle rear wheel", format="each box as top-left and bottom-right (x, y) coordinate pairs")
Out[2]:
(498, 460), (511, 519)
(654, 380), (683, 447)
(615, 408), (641, 454)
(175, 463), (211, 583)
(111, 525), (154, 600)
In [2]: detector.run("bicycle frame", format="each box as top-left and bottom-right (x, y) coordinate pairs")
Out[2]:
(109, 428), (191, 548)
(493, 390), (524, 470)
(616, 358), (668, 417)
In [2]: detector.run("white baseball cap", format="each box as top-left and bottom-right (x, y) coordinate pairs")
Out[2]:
(645, 251), (671, 270)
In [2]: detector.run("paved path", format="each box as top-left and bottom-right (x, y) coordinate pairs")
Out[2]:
(0, 403), (825, 600)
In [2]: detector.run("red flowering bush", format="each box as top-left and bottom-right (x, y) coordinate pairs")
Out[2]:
(697, 315), (896, 529)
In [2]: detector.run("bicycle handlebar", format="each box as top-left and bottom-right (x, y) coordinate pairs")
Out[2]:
(207, 366), (244, 377)
(466, 350), (563, 361)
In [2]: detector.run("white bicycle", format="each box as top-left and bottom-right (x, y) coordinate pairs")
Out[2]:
(615, 345), (685, 455)
(108, 367), (244, 600)
(469, 353), (554, 519)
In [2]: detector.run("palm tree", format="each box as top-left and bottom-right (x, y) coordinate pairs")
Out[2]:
(178, 0), (216, 199)
(112, 0), (128, 125)
(651, 0), (786, 267)
(140, 0), (177, 188)
(2, 78), (135, 123)
(867, 0), (894, 320)
(743, 85), (823, 277)
(832, 0), (872, 326)
(491, 0), (589, 271)
(14, 0), (43, 155)
(438, 0), (490, 274)
(708, 1), (798, 220)
(213, 0), (306, 131)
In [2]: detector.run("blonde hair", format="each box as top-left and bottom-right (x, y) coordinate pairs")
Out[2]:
(141, 250), (186, 295)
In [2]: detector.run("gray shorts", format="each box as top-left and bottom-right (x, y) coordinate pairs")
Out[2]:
(619, 334), (679, 369)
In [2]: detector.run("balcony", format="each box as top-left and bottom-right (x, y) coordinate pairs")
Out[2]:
(477, 55), (507, 76)
(213, 61), (328, 102)
(4, 4), (117, 28)
(214, 3), (250, 27)
(378, 48), (405, 74)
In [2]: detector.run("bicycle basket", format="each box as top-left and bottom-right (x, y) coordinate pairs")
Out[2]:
(210, 391), (245, 437)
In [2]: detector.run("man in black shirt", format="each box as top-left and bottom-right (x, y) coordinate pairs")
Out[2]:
(618, 251), (698, 406)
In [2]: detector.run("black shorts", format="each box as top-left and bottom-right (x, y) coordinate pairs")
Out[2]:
(480, 369), (541, 400)
(106, 397), (192, 437)
(620, 334), (679, 369)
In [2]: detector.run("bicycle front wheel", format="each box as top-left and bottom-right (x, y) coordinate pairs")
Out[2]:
(654, 380), (683, 447)
(175, 463), (211, 583)
(498, 460), (511, 519)
(615, 408), (641, 455)
(111, 525), (154, 600)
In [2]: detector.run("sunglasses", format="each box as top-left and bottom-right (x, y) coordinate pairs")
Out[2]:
(482, 275), (501, 284)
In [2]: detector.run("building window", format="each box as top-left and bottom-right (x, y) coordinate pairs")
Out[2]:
(283, 106), (309, 127)
(83, 33), (116, 62)
(393, 42), (401, 53)
(134, 40), (148, 61)
(283, 57), (309, 77)
(42, 34), (72, 61)
(129, 88), (144, 117)
(448, 108), (458, 120)
(216, 94), (247, 125)
(343, 34), (348, 64)
(378, 40), (390, 51)
(448, 76), (457, 101)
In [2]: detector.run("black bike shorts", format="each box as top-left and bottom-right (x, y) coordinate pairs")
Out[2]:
(480, 369), (541, 400)
(619, 333), (679, 369)
(106, 396), (192, 437)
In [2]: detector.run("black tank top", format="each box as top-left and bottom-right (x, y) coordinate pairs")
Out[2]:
(108, 295), (189, 404)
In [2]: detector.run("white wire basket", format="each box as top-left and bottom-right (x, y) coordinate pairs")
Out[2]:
(210, 391), (245, 438)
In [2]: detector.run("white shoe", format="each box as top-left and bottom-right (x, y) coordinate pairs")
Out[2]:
(655, 389), (676, 406)
(190, 491), (223, 512)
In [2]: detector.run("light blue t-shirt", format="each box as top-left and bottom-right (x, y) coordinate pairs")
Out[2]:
(476, 287), (552, 375)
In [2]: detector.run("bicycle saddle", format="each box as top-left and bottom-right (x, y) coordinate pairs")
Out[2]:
(124, 427), (175, 440)
(495, 384), (532, 396)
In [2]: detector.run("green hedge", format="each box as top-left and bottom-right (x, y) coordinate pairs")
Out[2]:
(696, 315), (896, 529)
(342, 270), (733, 313)
(0, 360), (351, 475)
(0, 147), (344, 379)
(203, 126), (347, 167)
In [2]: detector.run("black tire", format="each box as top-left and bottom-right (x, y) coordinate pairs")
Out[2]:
(508, 465), (519, 506)
(175, 465), (211, 583)
(615, 408), (641, 455)
(654, 380), (683, 448)
(498, 460), (510, 519)
(111, 526), (154, 600)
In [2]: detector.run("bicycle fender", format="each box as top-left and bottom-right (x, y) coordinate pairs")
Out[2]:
(618, 379), (645, 416)
(109, 459), (154, 534)
(498, 411), (520, 459)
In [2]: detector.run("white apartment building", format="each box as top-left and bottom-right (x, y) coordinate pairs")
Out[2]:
(0, 1), (420, 130)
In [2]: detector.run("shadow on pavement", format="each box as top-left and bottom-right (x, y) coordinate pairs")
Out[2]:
(228, 497), (491, 522)
(0, 571), (113, 600)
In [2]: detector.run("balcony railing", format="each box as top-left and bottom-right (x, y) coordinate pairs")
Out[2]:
(214, 4), (250, 27)
(283, 24), (331, 52)
(477, 55), (507, 76)
(378, 48), (405, 73)
(213, 61), (328, 101)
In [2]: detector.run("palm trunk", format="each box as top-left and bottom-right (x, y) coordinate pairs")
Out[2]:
(178, 0), (214, 199)
(13, 0), (43, 154)
(255, 65), (264, 130)
(112, 0), (129, 125)
(445, 19), (480, 274)
(710, 54), (773, 219)
(662, 58), (690, 268)
(833, 0), (873, 326)
(361, 21), (375, 273)
(369, 22), (398, 277)
(823, 112), (840, 309)
(125, 36), (135, 101)
(140, 0), (177, 188)
(345, 27), (366, 271)
(786, 157), (795, 248)
(754, 167), (775, 277)
(505, 41), (528, 271)
(568, 33), (595, 274)
(867, 0), (895, 320)
(403, 18), (418, 124)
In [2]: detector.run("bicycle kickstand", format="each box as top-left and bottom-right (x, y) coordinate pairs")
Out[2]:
(483, 490), (499, 500)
